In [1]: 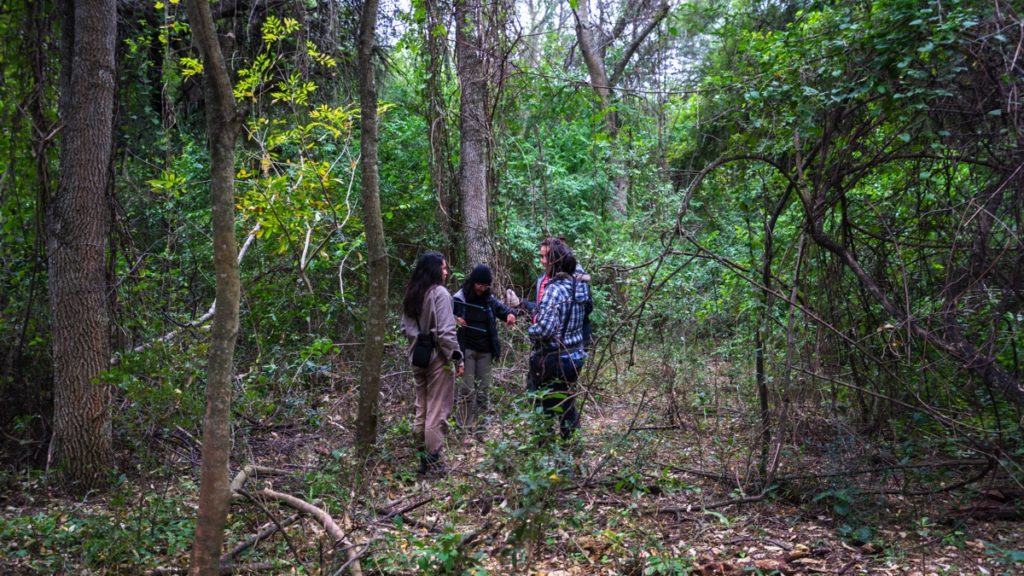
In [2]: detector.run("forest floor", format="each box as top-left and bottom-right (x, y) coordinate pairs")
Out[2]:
(1, 351), (1022, 575)
(327, 360), (1023, 576)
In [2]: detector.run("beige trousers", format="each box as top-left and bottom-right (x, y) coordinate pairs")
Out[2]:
(413, 357), (455, 455)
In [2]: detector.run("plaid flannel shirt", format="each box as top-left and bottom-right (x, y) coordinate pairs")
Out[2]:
(528, 275), (588, 352)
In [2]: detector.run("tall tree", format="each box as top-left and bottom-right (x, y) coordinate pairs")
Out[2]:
(573, 0), (669, 218)
(47, 0), (117, 493)
(185, 0), (242, 573)
(455, 0), (492, 267)
(423, 0), (458, 257)
(354, 0), (388, 449)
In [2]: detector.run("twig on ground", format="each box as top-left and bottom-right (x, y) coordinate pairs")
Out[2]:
(377, 496), (434, 519)
(149, 561), (279, 575)
(221, 514), (299, 563)
(217, 561), (278, 574)
(648, 492), (769, 518)
(856, 458), (995, 497)
(458, 519), (494, 551)
(661, 463), (739, 485)
(772, 458), (990, 482)
(627, 423), (686, 433)
(330, 541), (375, 576)
(238, 490), (311, 576)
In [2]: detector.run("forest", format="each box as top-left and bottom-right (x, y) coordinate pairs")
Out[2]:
(0, 0), (1022, 574)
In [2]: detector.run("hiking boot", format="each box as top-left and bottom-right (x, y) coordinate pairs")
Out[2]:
(418, 452), (447, 479)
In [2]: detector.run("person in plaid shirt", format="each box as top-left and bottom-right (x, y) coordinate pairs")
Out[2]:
(524, 237), (594, 391)
(527, 242), (590, 440)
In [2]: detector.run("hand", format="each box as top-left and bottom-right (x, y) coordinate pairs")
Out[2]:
(456, 316), (466, 327)
(506, 313), (516, 325)
(505, 288), (520, 307)
(455, 363), (465, 377)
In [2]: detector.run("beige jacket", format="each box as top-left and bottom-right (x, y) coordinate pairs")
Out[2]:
(400, 284), (462, 366)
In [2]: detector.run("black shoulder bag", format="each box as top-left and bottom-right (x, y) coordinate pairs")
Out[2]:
(411, 314), (434, 368)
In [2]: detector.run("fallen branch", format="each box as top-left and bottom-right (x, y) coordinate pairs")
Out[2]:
(860, 457), (996, 497)
(238, 490), (311, 575)
(217, 561), (278, 574)
(661, 464), (739, 486)
(149, 561), (278, 575)
(230, 464), (291, 493)
(330, 541), (375, 576)
(377, 496), (434, 519)
(772, 458), (991, 482)
(648, 492), (769, 519)
(457, 519), (494, 552)
(252, 488), (364, 576)
(627, 423), (686, 433)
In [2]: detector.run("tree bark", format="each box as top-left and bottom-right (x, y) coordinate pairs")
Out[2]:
(185, 0), (242, 574)
(354, 0), (389, 450)
(47, 0), (116, 494)
(574, 0), (615, 128)
(455, 0), (492, 267)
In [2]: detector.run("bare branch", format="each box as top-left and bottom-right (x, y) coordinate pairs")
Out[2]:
(609, 0), (670, 88)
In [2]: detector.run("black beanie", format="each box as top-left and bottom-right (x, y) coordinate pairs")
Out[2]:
(468, 264), (493, 285)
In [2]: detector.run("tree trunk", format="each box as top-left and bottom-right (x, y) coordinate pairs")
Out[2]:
(455, 0), (492, 267)
(354, 0), (388, 450)
(185, 0), (242, 573)
(573, 0), (669, 219)
(47, 0), (116, 494)
(573, 0), (626, 218)
(424, 0), (457, 257)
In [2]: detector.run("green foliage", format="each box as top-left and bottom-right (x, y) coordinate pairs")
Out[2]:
(812, 487), (856, 517)
(0, 0), (56, 436)
(644, 553), (692, 575)
(412, 525), (485, 574)
(0, 478), (197, 572)
(1, 0), (1021, 572)
(109, 343), (207, 447)
(984, 542), (1024, 576)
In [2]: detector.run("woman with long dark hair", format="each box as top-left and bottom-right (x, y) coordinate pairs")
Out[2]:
(400, 251), (463, 477)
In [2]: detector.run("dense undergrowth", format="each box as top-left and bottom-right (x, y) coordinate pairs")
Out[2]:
(1, 0), (1023, 573)
(2, 327), (1022, 575)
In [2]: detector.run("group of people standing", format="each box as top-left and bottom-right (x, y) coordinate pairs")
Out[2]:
(399, 237), (593, 478)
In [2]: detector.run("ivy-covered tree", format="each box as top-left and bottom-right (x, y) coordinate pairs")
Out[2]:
(455, 0), (494, 267)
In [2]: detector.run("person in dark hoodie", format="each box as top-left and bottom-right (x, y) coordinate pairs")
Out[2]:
(452, 264), (517, 432)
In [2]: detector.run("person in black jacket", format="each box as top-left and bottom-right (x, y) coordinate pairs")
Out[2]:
(453, 264), (516, 432)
